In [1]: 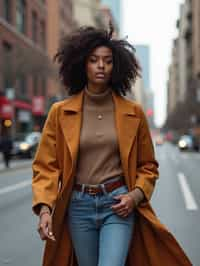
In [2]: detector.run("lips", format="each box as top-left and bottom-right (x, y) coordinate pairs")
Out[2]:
(95, 73), (105, 78)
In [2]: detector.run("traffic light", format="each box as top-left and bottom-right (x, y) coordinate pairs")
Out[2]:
(146, 108), (153, 117)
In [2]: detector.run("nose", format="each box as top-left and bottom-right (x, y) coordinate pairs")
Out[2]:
(97, 59), (104, 69)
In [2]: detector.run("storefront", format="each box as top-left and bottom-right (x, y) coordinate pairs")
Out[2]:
(13, 99), (32, 134)
(32, 96), (45, 130)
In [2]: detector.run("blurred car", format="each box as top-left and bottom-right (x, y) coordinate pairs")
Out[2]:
(11, 132), (41, 158)
(177, 135), (199, 151)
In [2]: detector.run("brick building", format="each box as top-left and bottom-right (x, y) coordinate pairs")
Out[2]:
(0, 0), (49, 134)
(46, 0), (74, 102)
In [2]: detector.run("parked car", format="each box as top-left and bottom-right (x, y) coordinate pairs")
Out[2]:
(11, 132), (41, 158)
(177, 135), (199, 151)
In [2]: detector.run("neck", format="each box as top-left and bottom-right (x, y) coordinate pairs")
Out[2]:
(87, 83), (108, 94)
(84, 85), (112, 108)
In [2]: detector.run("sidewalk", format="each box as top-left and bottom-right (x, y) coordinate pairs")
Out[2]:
(0, 153), (32, 173)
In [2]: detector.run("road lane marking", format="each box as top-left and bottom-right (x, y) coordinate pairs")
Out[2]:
(0, 180), (31, 196)
(177, 173), (198, 211)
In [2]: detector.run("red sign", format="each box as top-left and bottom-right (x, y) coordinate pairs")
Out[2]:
(0, 96), (13, 119)
(32, 96), (45, 115)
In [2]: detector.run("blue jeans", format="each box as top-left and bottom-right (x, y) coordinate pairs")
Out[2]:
(67, 178), (135, 266)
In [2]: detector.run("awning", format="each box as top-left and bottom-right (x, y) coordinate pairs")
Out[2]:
(13, 99), (32, 110)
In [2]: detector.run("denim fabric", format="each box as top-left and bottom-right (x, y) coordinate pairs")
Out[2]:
(67, 178), (135, 266)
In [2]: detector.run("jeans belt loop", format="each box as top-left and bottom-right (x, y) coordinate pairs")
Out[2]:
(81, 184), (85, 196)
(100, 183), (107, 195)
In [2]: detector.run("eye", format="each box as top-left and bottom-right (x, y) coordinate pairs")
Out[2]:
(106, 60), (113, 64)
(89, 57), (97, 63)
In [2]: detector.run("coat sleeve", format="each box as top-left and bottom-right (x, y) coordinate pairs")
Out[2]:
(134, 106), (159, 202)
(32, 103), (61, 215)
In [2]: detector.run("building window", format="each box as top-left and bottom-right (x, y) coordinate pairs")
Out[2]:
(16, 0), (26, 34)
(41, 78), (46, 96)
(2, 42), (13, 92)
(32, 11), (38, 43)
(18, 75), (27, 98)
(3, 0), (12, 23)
(40, 21), (46, 48)
(33, 76), (38, 96)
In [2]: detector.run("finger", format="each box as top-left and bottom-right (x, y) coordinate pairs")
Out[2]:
(112, 205), (128, 214)
(116, 210), (128, 217)
(113, 194), (123, 200)
(47, 221), (56, 241)
(47, 229), (56, 241)
(38, 224), (48, 241)
(111, 202), (126, 210)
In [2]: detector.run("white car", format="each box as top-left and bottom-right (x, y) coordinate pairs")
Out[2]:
(11, 132), (41, 158)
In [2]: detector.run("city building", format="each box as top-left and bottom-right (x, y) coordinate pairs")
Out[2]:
(167, 39), (180, 115)
(135, 45), (150, 91)
(101, 0), (121, 31)
(192, 0), (200, 79)
(73, 0), (101, 27)
(98, 5), (119, 36)
(166, 0), (200, 130)
(46, 0), (74, 106)
(131, 77), (146, 107)
(135, 45), (155, 127)
(176, 2), (188, 103)
(72, 0), (118, 33)
(0, 0), (49, 134)
(191, 0), (200, 118)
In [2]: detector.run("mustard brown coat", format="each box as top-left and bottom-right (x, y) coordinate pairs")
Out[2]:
(32, 90), (192, 266)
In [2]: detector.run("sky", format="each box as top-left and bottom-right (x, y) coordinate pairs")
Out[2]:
(122, 0), (184, 127)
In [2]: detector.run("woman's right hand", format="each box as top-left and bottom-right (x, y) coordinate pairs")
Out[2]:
(37, 212), (56, 241)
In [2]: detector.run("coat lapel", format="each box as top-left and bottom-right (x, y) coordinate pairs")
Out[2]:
(112, 92), (140, 180)
(59, 90), (140, 183)
(59, 91), (84, 177)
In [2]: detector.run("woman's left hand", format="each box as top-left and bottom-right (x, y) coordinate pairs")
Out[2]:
(111, 193), (137, 218)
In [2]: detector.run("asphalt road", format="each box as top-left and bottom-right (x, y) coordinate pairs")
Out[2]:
(0, 142), (199, 265)
(0, 168), (43, 266)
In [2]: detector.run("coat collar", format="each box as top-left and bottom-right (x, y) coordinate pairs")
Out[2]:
(61, 89), (136, 116)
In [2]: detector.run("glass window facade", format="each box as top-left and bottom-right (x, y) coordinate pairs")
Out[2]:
(32, 11), (38, 43)
(16, 0), (26, 34)
(3, 0), (12, 23)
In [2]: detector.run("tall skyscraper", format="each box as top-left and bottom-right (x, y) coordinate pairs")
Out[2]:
(101, 0), (121, 29)
(135, 45), (155, 127)
(135, 45), (150, 91)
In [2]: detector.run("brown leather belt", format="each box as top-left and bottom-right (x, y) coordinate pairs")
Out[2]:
(74, 179), (125, 196)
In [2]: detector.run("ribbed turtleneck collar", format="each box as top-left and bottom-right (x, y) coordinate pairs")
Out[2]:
(84, 86), (113, 108)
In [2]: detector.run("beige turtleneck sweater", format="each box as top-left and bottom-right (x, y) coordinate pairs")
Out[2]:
(75, 87), (124, 185)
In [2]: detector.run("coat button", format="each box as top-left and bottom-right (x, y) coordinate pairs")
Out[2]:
(98, 115), (103, 120)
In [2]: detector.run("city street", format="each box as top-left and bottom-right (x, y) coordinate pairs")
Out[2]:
(0, 142), (199, 265)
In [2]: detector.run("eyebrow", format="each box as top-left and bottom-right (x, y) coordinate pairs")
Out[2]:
(90, 54), (113, 58)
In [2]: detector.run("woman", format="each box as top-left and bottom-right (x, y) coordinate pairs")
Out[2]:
(32, 26), (192, 266)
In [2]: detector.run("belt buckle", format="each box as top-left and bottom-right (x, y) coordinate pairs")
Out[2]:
(88, 187), (98, 196)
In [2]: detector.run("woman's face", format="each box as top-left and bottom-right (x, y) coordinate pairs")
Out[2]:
(86, 46), (113, 86)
